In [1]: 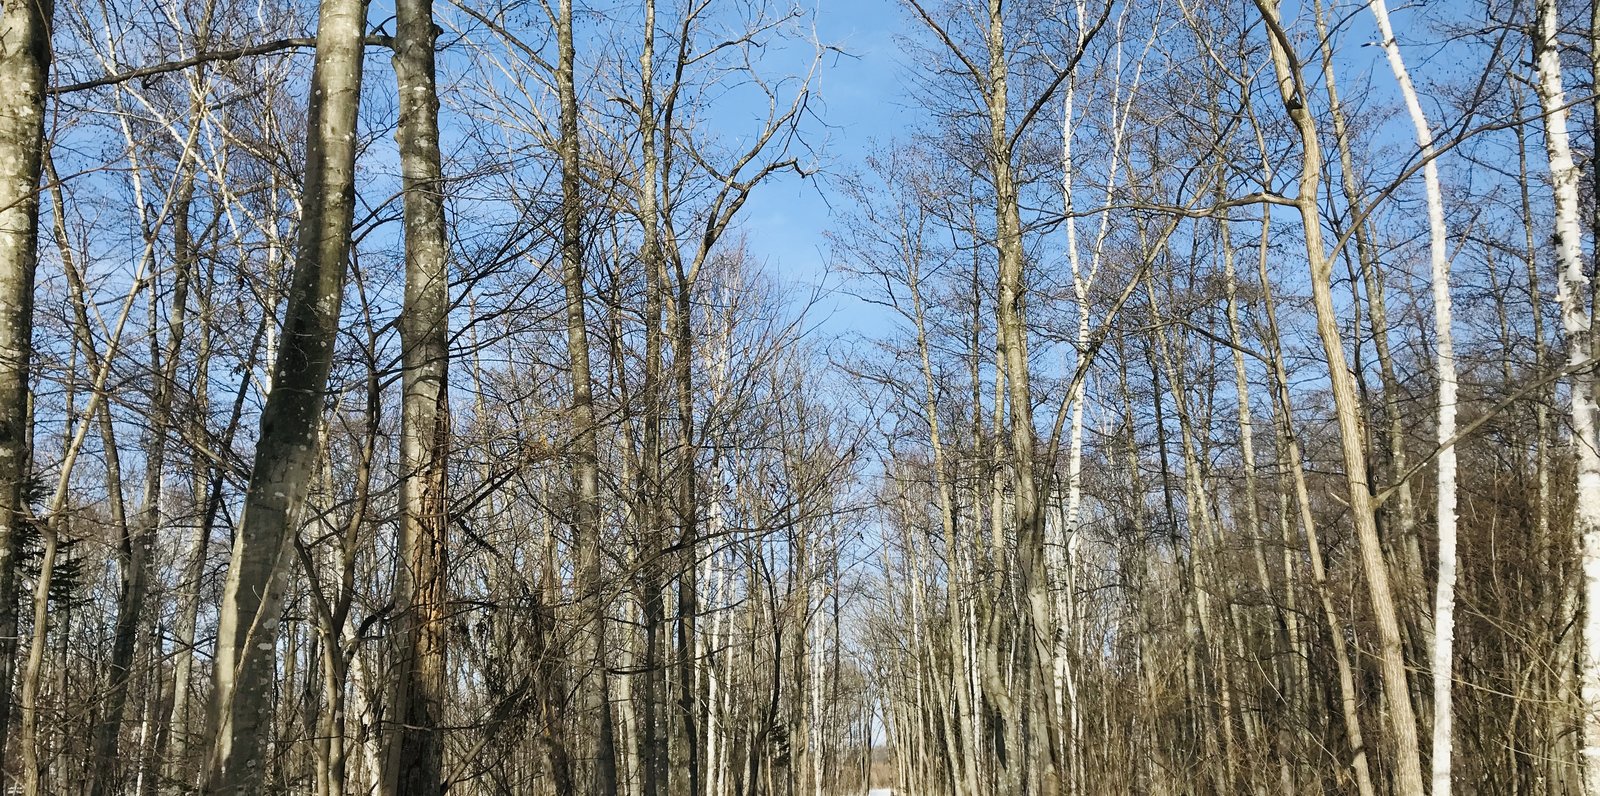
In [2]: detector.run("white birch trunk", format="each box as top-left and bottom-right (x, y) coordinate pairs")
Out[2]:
(1533, 2), (1600, 792)
(344, 614), (384, 794)
(1365, 4), (1460, 792)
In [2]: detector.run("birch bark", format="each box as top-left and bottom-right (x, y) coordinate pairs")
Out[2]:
(1363, 4), (1460, 791)
(1531, 2), (1600, 791)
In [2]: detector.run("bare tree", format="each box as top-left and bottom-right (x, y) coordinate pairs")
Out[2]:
(0, 0), (55, 777)
(382, 0), (452, 788)
(202, 0), (368, 787)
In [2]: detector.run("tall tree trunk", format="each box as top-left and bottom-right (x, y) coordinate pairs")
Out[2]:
(635, 1), (671, 788)
(554, 0), (617, 788)
(670, 229), (703, 796)
(1252, 2), (1426, 792)
(1254, 201), (1377, 796)
(168, 265), (258, 793)
(1531, 2), (1600, 792)
(981, 0), (1058, 787)
(0, 0), (54, 771)
(90, 140), (200, 796)
(1312, 1), (1428, 654)
(382, 0), (452, 789)
(1513, 89), (1569, 796)
(202, 0), (367, 787)
(1364, 4), (1461, 792)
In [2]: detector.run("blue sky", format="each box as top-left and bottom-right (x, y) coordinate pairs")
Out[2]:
(729, 0), (1511, 350)
(733, 0), (913, 340)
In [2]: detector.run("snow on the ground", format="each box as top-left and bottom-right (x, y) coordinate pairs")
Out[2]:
(866, 790), (893, 796)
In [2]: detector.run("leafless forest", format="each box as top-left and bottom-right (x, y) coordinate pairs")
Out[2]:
(0, 0), (1594, 792)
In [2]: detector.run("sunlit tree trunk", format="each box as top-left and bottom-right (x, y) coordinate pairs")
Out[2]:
(1364, 3), (1461, 791)
(1252, 3), (1425, 791)
(1312, 2), (1429, 656)
(0, 0), (55, 771)
(980, 0), (1059, 786)
(554, 0), (617, 787)
(1532, 1), (1600, 791)
(382, 0), (452, 788)
(203, 0), (367, 787)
